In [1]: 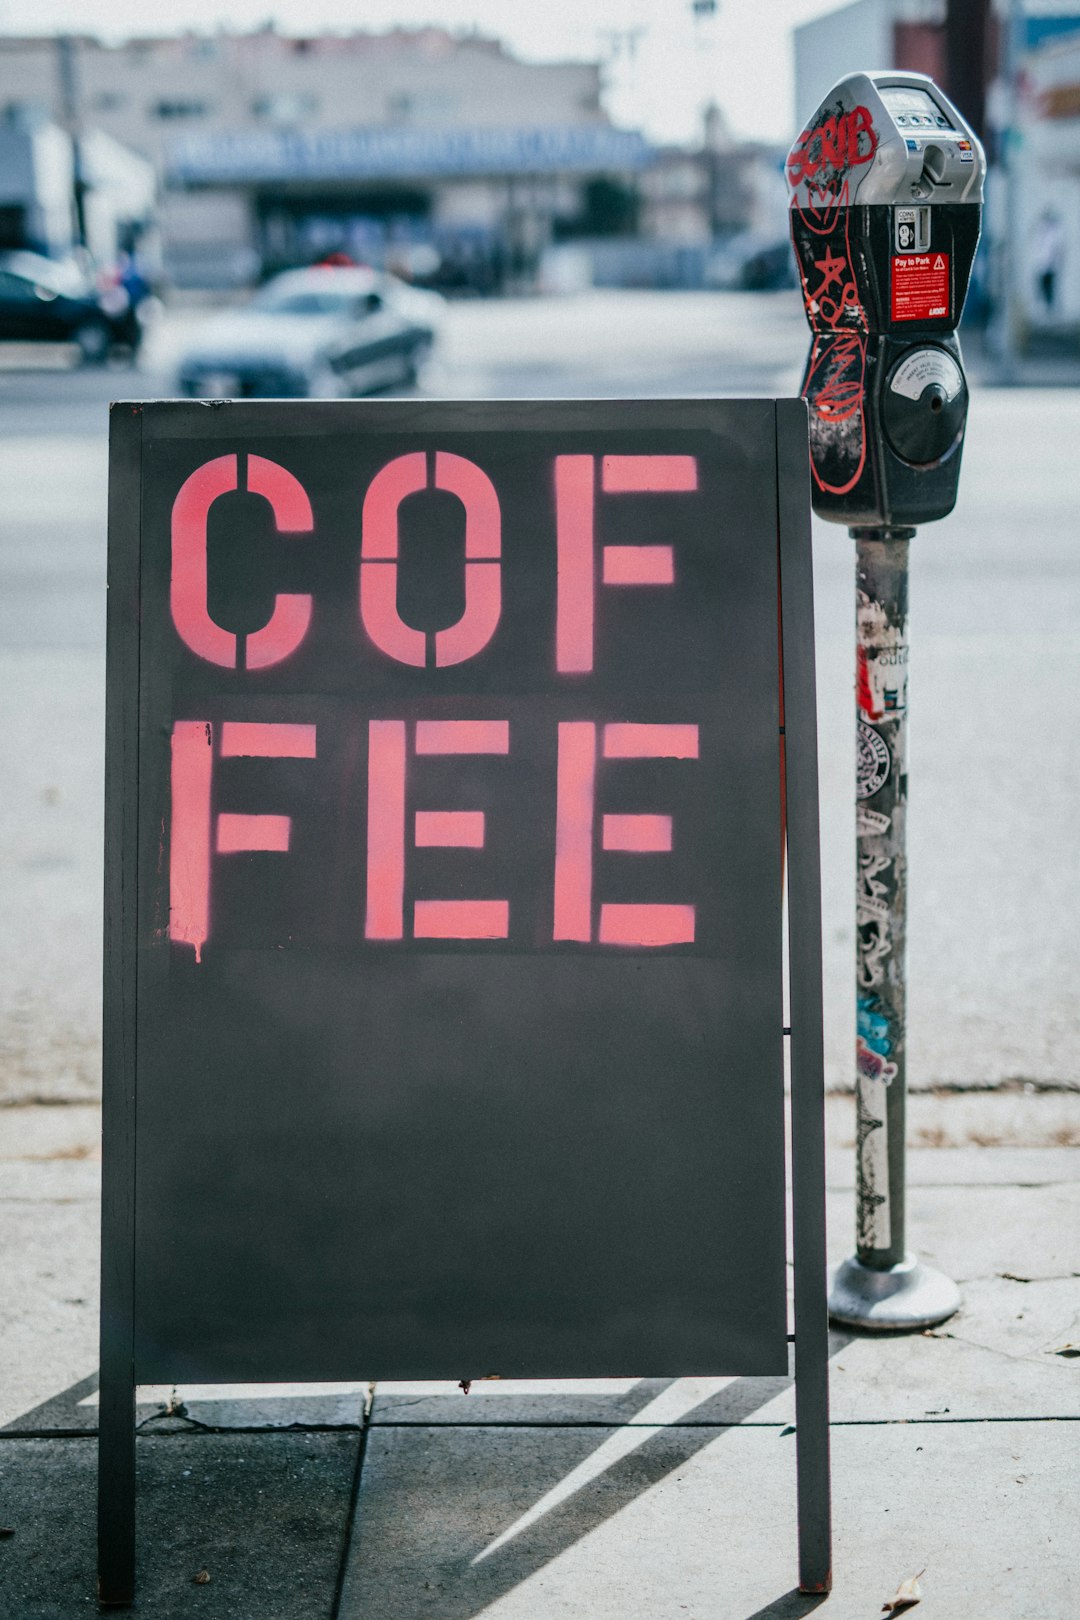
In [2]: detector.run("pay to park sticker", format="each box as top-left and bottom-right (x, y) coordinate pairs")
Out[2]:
(891, 252), (950, 322)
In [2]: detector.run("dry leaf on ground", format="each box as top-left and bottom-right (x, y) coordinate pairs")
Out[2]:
(882, 1570), (924, 1612)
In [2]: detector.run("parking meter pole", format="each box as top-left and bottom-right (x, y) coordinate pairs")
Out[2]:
(852, 531), (910, 1270)
(826, 528), (961, 1329)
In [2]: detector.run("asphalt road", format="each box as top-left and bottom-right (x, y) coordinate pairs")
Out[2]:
(0, 289), (1077, 1102)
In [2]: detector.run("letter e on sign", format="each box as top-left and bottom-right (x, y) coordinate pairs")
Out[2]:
(553, 720), (699, 945)
(365, 719), (510, 941)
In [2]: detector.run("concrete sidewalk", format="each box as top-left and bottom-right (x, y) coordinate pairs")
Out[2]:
(1, 1098), (1078, 1618)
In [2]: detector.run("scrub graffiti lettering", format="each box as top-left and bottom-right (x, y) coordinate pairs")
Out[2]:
(786, 105), (878, 191)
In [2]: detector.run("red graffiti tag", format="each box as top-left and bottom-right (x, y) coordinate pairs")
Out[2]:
(792, 177), (864, 332)
(801, 328), (868, 496)
(791, 170), (870, 497)
(787, 105), (878, 190)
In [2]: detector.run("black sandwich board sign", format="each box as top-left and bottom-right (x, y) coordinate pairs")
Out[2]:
(99, 398), (830, 1605)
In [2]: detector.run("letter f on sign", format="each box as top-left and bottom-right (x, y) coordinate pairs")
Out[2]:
(554, 454), (696, 673)
(169, 720), (317, 961)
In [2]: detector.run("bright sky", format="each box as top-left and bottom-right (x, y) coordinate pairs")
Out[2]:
(0, 0), (844, 145)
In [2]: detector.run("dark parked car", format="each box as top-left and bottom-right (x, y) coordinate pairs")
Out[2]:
(0, 251), (141, 361)
(705, 232), (798, 292)
(176, 266), (443, 398)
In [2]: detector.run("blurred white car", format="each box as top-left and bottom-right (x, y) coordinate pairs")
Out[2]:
(177, 265), (443, 398)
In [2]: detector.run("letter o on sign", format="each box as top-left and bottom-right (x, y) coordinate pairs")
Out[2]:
(360, 451), (502, 667)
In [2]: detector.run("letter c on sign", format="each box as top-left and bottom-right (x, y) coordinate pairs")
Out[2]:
(171, 453), (314, 670)
(360, 451), (501, 667)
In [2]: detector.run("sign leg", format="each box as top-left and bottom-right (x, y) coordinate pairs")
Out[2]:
(794, 1336), (832, 1593)
(100, 399), (141, 1607)
(777, 397), (833, 1595)
(97, 1368), (135, 1606)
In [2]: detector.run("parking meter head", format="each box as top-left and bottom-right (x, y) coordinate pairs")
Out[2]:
(787, 71), (986, 529)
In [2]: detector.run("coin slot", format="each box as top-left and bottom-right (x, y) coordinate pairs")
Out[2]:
(920, 145), (952, 187)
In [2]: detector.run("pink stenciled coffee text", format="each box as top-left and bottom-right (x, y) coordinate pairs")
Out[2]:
(168, 452), (702, 959)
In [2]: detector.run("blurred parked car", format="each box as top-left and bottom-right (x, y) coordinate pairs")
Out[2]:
(705, 232), (797, 293)
(176, 266), (443, 398)
(0, 251), (142, 362)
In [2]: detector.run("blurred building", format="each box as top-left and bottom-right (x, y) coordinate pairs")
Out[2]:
(564, 104), (790, 291)
(1014, 27), (1080, 337)
(0, 28), (654, 289)
(794, 0), (1080, 135)
(0, 108), (155, 266)
(76, 130), (158, 267)
(0, 116), (74, 259)
(0, 25), (795, 294)
(640, 106), (787, 244)
(796, 0), (948, 122)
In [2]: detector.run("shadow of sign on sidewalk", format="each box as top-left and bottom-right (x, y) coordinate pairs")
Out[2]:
(341, 1352), (850, 1618)
(1, 1337), (850, 1611)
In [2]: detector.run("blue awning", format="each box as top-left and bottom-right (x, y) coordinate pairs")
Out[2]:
(167, 124), (651, 185)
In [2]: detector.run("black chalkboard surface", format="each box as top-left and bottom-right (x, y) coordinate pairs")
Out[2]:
(99, 398), (830, 1603)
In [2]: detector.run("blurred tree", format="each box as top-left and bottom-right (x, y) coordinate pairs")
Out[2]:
(554, 177), (640, 240)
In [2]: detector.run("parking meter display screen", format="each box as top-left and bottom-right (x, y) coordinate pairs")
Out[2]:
(879, 85), (953, 129)
(123, 400), (789, 1382)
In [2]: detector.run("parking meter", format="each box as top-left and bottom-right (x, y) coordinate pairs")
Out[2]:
(787, 73), (986, 1332)
(787, 71), (986, 528)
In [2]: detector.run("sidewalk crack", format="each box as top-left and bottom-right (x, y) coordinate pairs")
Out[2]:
(331, 1382), (374, 1620)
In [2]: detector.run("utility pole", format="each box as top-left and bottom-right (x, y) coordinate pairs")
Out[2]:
(944, 0), (990, 143)
(995, 0), (1027, 381)
(55, 35), (88, 251)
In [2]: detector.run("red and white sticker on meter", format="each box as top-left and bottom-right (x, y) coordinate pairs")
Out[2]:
(891, 252), (950, 322)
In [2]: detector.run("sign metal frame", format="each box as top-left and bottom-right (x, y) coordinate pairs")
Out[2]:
(98, 397), (830, 1604)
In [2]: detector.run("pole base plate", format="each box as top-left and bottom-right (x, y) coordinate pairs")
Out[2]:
(827, 1253), (960, 1332)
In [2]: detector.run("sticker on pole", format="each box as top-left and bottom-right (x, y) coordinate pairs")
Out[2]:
(891, 252), (950, 322)
(857, 720), (891, 799)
